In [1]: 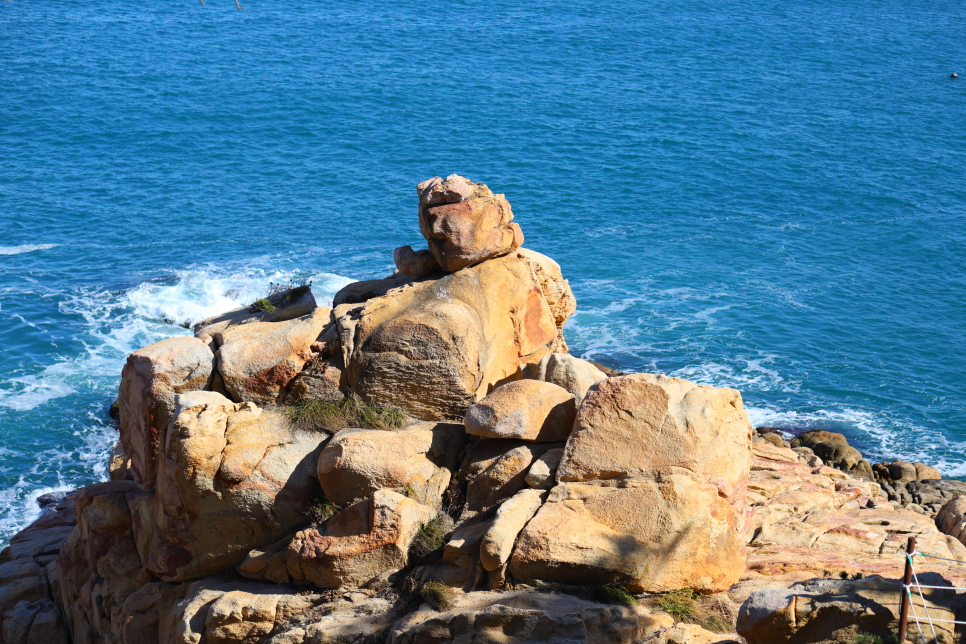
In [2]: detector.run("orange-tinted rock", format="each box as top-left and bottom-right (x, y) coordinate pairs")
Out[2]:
(465, 380), (576, 443)
(117, 336), (214, 490)
(336, 252), (569, 421)
(416, 175), (524, 272)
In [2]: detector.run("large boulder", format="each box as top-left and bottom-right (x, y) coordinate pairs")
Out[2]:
(936, 495), (966, 546)
(737, 576), (960, 644)
(510, 374), (753, 593)
(789, 430), (871, 479)
(416, 174), (524, 272)
(215, 305), (331, 405)
(317, 423), (466, 507)
(522, 352), (608, 403)
(128, 391), (325, 581)
(241, 490), (437, 589)
(117, 335), (214, 489)
(334, 250), (573, 421)
(465, 380), (576, 443)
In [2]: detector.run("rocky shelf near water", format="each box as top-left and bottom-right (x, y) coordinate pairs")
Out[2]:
(2, 176), (966, 644)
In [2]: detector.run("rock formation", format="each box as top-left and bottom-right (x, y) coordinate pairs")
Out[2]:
(3, 175), (965, 644)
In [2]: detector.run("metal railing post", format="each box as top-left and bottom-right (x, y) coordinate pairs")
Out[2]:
(898, 535), (916, 642)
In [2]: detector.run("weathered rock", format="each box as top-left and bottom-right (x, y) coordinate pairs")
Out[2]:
(737, 576), (960, 644)
(743, 442), (966, 584)
(317, 423), (465, 507)
(215, 306), (331, 405)
(416, 175), (524, 272)
(525, 447), (564, 489)
(915, 461), (942, 481)
(389, 589), (677, 644)
(243, 490), (437, 589)
(129, 391), (324, 581)
(465, 380), (576, 443)
(438, 517), (493, 589)
(393, 245), (441, 277)
(510, 475), (748, 593)
(887, 459), (918, 481)
(117, 335), (214, 489)
(480, 488), (545, 573)
(54, 480), (153, 644)
(760, 432), (784, 448)
(1, 598), (70, 644)
(284, 354), (344, 403)
(937, 495), (966, 546)
(108, 440), (132, 481)
(193, 287), (318, 340)
(789, 430), (867, 477)
(111, 580), (187, 644)
(336, 251), (571, 421)
(557, 373), (752, 487)
(522, 353), (608, 403)
(461, 439), (554, 520)
(511, 373), (753, 593)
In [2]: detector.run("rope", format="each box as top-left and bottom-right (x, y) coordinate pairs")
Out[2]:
(909, 556), (941, 643)
(902, 583), (966, 592)
(905, 585), (927, 643)
(913, 550), (966, 564)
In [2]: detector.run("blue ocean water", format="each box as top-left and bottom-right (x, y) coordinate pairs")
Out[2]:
(1, 0), (965, 545)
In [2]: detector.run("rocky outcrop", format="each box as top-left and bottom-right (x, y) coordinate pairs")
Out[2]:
(743, 442), (966, 583)
(464, 380), (576, 442)
(334, 250), (572, 421)
(738, 576), (961, 644)
(415, 174), (524, 272)
(118, 336), (214, 489)
(511, 373), (753, 593)
(317, 423), (465, 507)
(789, 429), (873, 480)
(13, 175), (957, 644)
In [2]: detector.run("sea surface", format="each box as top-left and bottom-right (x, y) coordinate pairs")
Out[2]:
(1, 0), (965, 546)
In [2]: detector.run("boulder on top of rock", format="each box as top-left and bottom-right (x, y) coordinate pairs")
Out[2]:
(335, 251), (572, 421)
(128, 391), (324, 582)
(416, 175), (524, 272)
(465, 380), (576, 443)
(117, 335), (214, 490)
(215, 305), (330, 405)
(317, 423), (466, 508)
(479, 488), (545, 573)
(510, 373), (753, 593)
(525, 447), (564, 489)
(193, 287), (318, 341)
(521, 352), (607, 403)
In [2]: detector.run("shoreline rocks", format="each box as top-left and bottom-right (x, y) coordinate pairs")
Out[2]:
(3, 175), (965, 644)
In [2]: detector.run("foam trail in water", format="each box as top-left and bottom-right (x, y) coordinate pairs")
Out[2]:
(0, 244), (59, 256)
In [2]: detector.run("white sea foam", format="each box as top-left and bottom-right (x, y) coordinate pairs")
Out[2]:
(0, 244), (59, 256)
(0, 265), (357, 544)
(0, 267), (355, 413)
